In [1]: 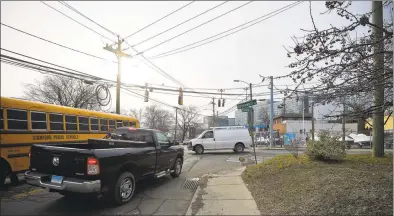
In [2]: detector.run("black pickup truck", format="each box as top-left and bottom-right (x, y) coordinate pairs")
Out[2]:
(25, 127), (184, 205)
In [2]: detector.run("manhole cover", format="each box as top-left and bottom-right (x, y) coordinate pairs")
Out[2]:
(182, 178), (200, 189)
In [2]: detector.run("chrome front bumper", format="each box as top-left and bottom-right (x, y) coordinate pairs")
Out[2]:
(25, 171), (101, 193)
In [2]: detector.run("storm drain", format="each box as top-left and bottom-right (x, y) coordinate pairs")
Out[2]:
(182, 178), (200, 189)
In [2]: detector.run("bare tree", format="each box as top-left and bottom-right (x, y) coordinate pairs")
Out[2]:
(24, 75), (102, 110)
(176, 106), (201, 142)
(283, 1), (393, 157)
(143, 105), (173, 132)
(128, 108), (144, 126)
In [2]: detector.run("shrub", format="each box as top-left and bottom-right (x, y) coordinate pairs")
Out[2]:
(306, 130), (346, 161)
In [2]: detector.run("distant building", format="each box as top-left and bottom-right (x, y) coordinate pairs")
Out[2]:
(228, 118), (235, 126)
(203, 115), (229, 128)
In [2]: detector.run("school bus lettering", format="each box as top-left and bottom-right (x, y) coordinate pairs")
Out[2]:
(66, 135), (79, 139)
(53, 135), (65, 140)
(33, 135), (52, 141)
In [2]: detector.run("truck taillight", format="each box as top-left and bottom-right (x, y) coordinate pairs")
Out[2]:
(87, 157), (100, 175)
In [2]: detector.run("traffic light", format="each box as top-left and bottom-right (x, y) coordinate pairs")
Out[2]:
(144, 89), (149, 102)
(178, 88), (183, 105)
(222, 99), (225, 107)
(218, 99), (221, 107)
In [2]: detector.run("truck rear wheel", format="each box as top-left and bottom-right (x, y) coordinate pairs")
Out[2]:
(0, 161), (11, 189)
(111, 172), (136, 205)
(171, 157), (183, 178)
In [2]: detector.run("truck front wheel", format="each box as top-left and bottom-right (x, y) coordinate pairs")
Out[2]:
(111, 172), (136, 205)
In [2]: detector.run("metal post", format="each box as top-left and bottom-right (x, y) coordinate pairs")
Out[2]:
(212, 97), (215, 127)
(174, 107), (178, 142)
(250, 83), (257, 164)
(269, 76), (274, 148)
(311, 100), (315, 141)
(116, 37), (121, 114)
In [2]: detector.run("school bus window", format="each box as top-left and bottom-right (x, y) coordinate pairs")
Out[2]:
(116, 120), (123, 128)
(100, 119), (108, 131)
(79, 116), (89, 131)
(65, 115), (77, 131)
(123, 121), (129, 127)
(130, 121), (137, 127)
(50, 113), (63, 131)
(90, 118), (98, 131)
(7, 109), (28, 130)
(31, 111), (47, 130)
(0, 108), (3, 130)
(109, 119), (116, 130)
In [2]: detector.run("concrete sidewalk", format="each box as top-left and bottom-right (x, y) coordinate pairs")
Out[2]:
(185, 167), (260, 215)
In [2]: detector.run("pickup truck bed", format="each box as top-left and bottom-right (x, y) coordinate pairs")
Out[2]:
(25, 127), (184, 205)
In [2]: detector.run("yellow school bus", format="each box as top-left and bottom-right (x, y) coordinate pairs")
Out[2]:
(0, 97), (139, 186)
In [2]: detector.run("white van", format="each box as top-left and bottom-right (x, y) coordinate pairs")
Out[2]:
(187, 126), (252, 154)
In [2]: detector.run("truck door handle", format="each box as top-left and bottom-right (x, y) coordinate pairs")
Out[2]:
(213, 138), (215, 141)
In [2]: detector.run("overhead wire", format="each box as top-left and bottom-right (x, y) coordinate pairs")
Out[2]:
(149, 1), (302, 59)
(58, 1), (119, 37)
(133, 1), (254, 56)
(40, 1), (115, 42)
(1, 23), (117, 63)
(123, 1), (196, 40)
(130, 1), (229, 47)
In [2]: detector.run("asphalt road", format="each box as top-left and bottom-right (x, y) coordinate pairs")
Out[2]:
(1, 146), (391, 215)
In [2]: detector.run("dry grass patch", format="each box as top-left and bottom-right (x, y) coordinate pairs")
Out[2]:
(242, 154), (393, 215)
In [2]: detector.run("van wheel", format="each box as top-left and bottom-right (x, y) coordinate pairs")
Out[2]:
(110, 172), (136, 205)
(234, 143), (244, 153)
(194, 145), (204, 154)
(171, 157), (183, 178)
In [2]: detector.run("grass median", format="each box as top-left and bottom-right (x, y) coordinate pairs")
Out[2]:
(242, 154), (393, 215)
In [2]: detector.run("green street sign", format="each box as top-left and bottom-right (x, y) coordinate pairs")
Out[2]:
(241, 107), (251, 112)
(237, 99), (257, 110)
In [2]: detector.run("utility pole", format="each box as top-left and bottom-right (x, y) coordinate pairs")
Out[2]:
(371, 1), (385, 157)
(217, 111), (219, 126)
(103, 36), (131, 114)
(174, 107), (178, 142)
(311, 99), (315, 141)
(211, 97), (216, 127)
(269, 76), (274, 148)
(342, 98), (346, 142)
(249, 83), (257, 164)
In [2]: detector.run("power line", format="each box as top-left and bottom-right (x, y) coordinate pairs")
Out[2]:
(149, 1), (302, 59)
(1, 23), (117, 63)
(58, 1), (119, 37)
(130, 1), (229, 47)
(121, 88), (211, 117)
(133, 1), (253, 56)
(40, 1), (115, 42)
(123, 1), (195, 40)
(0, 48), (103, 81)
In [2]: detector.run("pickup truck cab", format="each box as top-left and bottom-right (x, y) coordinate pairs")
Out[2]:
(25, 127), (184, 205)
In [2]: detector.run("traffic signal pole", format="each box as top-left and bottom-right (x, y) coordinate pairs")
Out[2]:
(249, 83), (257, 165)
(269, 76), (274, 148)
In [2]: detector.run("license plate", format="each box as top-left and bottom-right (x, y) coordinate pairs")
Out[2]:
(51, 175), (63, 184)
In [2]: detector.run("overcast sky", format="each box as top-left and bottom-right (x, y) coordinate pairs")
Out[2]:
(1, 1), (374, 118)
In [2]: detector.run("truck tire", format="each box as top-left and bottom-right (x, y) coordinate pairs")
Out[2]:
(111, 172), (136, 205)
(0, 161), (11, 189)
(234, 143), (244, 153)
(170, 157), (183, 178)
(194, 145), (204, 154)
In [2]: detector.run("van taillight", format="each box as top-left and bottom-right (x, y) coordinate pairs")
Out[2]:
(87, 157), (100, 175)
